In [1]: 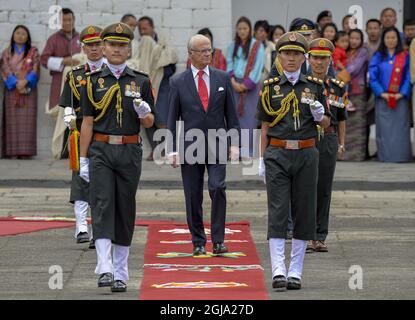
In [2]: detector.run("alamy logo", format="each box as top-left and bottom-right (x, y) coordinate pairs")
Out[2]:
(48, 265), (63, 290)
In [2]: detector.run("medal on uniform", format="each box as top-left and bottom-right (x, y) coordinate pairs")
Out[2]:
(274, 85), (280, 94)
(125, 84), (132, 97)
(76, 75), (83, 82)
(98, 78), (105, 89)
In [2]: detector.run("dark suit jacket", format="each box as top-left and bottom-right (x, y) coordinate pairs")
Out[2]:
(167, 67), (240, 164)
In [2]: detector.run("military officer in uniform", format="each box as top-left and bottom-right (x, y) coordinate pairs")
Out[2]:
(256, 32), (331, 290)
(268, 19), (318, 240)
(79, 22), (155, 293)
(59, 25), (106, 248)
(306, 38), (347, 253)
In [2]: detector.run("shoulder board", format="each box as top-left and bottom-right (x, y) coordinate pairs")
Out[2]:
(330, 78), (345, 88)
(133, 69), (149, 77)
(85, 68), (102, 77)
(72, 64), (85, 71)
(263, 77), (280, 86)
(307, 75), (323, 85)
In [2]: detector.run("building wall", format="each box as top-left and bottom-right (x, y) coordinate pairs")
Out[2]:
(0, 0), (233, 158)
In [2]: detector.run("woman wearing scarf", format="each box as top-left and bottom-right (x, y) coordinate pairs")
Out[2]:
(226, 16), (265, 159)
(369, 27), (412, 163)
(337, 29), (368, 161)
(1, 25), (40, 159)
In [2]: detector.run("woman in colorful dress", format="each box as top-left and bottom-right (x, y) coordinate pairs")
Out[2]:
(337, 28), (369, 161)
(369, 27), (412, 163)
(226, 16), (265, 158)
(1, 25), (40, 159)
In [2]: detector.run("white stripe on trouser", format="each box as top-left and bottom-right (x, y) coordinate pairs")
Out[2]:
(113, 245), (130, 282)
(287, 238), (307, 280)
(95, 239), (113, 275)
(269, 238), (286, 278)
(74, 201), (88, 237)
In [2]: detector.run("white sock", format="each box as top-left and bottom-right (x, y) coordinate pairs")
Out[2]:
(74, 201), (88, 237)
(269, 238), (286, 278)
(287, 238), (307, 279)
(95, 239), (113, 275)
(113, 245), (130, 282)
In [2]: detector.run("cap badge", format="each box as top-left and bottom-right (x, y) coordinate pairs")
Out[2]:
(115, 24), (123, 34)
(288, 33), (297, 42)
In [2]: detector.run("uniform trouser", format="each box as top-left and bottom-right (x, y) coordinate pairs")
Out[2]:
(316, 134), (338, 241)
(180, 163), (227, 247)
(89, 141), (142, 246)
(264, 145), (319, 240)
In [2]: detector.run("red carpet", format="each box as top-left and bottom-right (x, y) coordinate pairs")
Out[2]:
(0, 217), (173, 237)
(0, 217), (76, 236)
(139, 221), (268, 300)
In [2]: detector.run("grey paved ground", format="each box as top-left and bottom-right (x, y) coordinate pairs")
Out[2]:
(0, 159), (415, 300)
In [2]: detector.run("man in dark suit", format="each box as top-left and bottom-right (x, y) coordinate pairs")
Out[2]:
(167, 35), (240, 256)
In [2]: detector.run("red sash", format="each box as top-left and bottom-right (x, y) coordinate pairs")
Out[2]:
(237, 40), (261, 116)
(387, 51), (407, 109)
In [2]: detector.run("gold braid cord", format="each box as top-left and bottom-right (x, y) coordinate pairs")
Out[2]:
(261, 87), (300, 128)
(68, 72), (81, 112)
(69, 71), (81, 101)
(86, 76), (123, 126)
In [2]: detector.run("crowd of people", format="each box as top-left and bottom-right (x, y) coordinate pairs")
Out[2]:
(0, 7), (415, 163)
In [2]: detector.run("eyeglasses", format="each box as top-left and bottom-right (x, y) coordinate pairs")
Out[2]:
(190, 48), (213, 54)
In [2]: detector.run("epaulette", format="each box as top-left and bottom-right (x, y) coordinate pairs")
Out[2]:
(263, 76), (280, 86)
(330, 78), (345, 88)
(133, 69), (149, 77)
(85, 68), (102, 77)
(307, 75), (323, 85)
(72, 64), (85, 71)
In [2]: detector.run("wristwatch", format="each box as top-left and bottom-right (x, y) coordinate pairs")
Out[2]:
(338, 145), (346, 152)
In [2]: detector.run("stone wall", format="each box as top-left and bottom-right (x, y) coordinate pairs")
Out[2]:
(0, 0), (233, 158)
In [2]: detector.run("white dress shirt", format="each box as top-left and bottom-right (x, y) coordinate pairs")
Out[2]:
(107, 62), (127, 79)
(87, 57), (106, 72)
(191, 64), (210, 97)
(283, 68), (301, 86)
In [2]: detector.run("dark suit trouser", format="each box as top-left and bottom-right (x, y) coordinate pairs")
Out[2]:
(316, 134), (338, 241)
(89, 141), (142, 246)
(180, 163), (227, 247)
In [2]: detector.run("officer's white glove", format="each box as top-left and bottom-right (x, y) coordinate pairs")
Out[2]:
(258, 157), (266, 184)
(63, 107), (76, 129)
(79, 157), (90, 183)
(133, 98), (151, 119)
(309, 101), (325, 122)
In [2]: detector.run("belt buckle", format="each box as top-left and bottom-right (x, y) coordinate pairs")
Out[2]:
(108, 135), (123, 145)
(285, 140), (300, 150)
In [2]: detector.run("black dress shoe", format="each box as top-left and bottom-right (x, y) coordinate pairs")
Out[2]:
(89, 239), (95, 249)
(111, 280), (127, 292)
(76, 232), (90, 243)
(272, 275), (287, 290)
(192, 246), (206, 256)
(287, 277), (301, 290)
(98, 273), (114, 287)
(213, 243), (228, 254)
